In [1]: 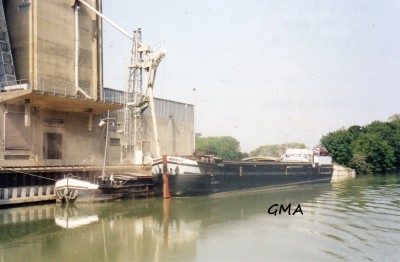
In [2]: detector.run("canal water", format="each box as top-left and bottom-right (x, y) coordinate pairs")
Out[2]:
(0, 174), (399, 262)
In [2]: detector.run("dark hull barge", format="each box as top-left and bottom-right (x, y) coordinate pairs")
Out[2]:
(151, 149), (333, 197)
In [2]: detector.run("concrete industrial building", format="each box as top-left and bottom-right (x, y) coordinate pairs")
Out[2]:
(0, 0), (194, 205)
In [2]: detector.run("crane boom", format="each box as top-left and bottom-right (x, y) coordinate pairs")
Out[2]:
(74, 0), (166, 161)
(77, 0), (133, 40)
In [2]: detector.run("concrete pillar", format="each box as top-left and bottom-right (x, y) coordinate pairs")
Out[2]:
(11, 188), (17, 199)
(21, 188), (27, 198)
(4, 188), (8, 199)
(25, 99), (31, 126)
(30, 187), (35, 197)
(38, 186), (43, 196)
(88, 113), (93, 131)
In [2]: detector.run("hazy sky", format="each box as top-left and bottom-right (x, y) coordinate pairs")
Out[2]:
(102, 0), (400, 152)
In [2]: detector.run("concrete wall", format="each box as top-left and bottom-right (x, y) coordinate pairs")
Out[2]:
(142, 115), (194, 157)
(5, 0), (102, 98)
(0, 104), (117, 166)
(331, 164), (356, 182)
(0, 1), (194, 167)
(142, 98), (194, 157)
(0, 101), (194, 167)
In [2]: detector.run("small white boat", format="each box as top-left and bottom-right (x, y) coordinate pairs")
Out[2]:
(55, 177), (99, 204)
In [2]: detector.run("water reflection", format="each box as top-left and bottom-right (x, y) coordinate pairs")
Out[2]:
(0, 184), (330, 261)
(300, 175), (400, 261)
(55, 206), (99, 229)
(0, 175), (399, 261)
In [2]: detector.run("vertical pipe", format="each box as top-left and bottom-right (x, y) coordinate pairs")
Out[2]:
(91, 0), (98, 99)
(162, 155), (171, 199)
(3, 107), (7, 151)
(97, 0), (103, 100)
(193, 88), (196, 154)
(74, 4), (79, 93)
(132, 35), (138, 164)
(148, 70), (161, 157)
(102, 110), (109, 180)
(30, 0), (37, 89)
(88, 113), (93, 132)
(24, 99), (31, 126)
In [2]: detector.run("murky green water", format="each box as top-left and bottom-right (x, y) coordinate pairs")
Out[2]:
(0, 174), (399, 261)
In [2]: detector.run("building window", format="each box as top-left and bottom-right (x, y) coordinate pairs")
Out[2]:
(44, 133), (62, 159)
(110, 138), (120, 146)
(18, 1), (31, 10)
(5, 112), (31, 150)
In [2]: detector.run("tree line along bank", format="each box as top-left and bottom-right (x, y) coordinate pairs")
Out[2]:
(195, 114), (400, 175)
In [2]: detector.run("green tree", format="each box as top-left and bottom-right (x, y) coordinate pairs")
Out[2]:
(348, 125), (364, 140)
(388, 113), (400, 121)
(195, 136), (243, 160)
(365, 120), (400, 170)
(350, 133), (395, 174)
(320, 115), (400, 174)
(320, 129), (353, 166)
(349, 153), (368, 175)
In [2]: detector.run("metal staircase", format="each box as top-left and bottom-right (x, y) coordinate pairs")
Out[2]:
(0, 0), (16, 86)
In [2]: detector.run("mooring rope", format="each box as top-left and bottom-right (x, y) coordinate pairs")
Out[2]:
(3, 169), (57, 182)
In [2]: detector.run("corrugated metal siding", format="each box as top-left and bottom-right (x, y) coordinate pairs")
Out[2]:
(103, 88), (124, 104)
(144, 98), (194, 122)
(5, 112), (31, 150)
(101, 88), (194, 122)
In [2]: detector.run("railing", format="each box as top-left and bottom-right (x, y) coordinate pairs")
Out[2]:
(0, 78), (124, 104)
(0, 79), (30, 91)
(102, 88), (125, 104)
(152, 40), (167, 60)
(35, 77), (75, 97)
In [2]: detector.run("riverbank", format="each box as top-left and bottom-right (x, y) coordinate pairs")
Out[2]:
(331, 163), (356, 182)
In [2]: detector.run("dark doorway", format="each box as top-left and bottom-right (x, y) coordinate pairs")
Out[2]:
(46, 133), (62, 159)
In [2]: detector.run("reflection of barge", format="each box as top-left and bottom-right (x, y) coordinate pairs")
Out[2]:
(151, 148), (333, 196)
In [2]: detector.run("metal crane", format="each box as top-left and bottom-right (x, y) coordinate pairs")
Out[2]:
(72, 0), (166, 163)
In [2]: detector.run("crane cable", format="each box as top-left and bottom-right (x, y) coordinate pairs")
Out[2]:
(3, 169), (57, 181)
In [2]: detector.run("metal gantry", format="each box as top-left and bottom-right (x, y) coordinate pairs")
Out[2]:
(75, 0), (166, 164)
(122, 28), (145, 164)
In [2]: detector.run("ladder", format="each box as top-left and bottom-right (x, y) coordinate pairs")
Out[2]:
(0, 0), (17, 87)
(75, 0), (166, 164)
